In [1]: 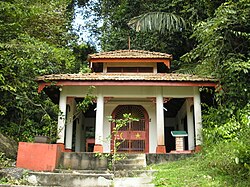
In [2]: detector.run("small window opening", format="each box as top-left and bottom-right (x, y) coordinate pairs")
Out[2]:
(107, 67), (153, 73)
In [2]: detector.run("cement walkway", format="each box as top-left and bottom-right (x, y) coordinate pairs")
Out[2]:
(113, 176), (155, 187)
(0, 175), (155, 187)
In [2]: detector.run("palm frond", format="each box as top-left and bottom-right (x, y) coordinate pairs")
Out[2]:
(128, 12), (186, 33)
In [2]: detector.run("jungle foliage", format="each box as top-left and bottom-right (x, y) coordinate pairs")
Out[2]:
(0, 0), (95, 142)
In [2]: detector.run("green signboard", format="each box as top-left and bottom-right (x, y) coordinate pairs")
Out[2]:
(171, 131), (188, 137)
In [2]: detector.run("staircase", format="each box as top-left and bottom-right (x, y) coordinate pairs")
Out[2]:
(25, 152), (155, 187)
(114, 154), (155, 178)
(28, 170), (113, 187)
(115, 154), (146, 170)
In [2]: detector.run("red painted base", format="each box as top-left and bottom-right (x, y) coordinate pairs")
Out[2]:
(16, 142), (63, 171)
(93, 144), (103, 153)
(156, 145), (166, 153)
(195, 145), (202, 152)
(57, 143), (65, 151)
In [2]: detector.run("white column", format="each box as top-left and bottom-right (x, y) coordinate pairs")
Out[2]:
(57, 90), (67, 144)
(156, 88), (165, 146)
(65, 98), (76, 149)
(75, 115), (82, 152)
(95, 93), (104, 146)
(193, 87), (202, 146)
(186, 98), (195, 150)
(82, 115), (86, 152)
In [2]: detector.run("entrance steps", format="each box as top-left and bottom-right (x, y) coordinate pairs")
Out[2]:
(115, 154), (146, 168)
(27, 170), (155, 187)
(24, 153), (155, 186)
(26, 170), (155, 187)
(28, 170), (113, 187)
(7, 153), (193, 186)
(112, 153), (156, 178)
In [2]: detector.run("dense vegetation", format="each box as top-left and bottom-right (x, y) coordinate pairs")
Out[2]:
(153, 155), (250, 187)
(0, 0), (249, 184)
(0, 0), (95, 142)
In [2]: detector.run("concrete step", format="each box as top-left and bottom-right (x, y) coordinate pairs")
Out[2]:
(55, 168), (156, 178)
(116, 158), (146, 165)
(114, 154), (146, 171)
(114, 163), (145, 170)
(25, 170), (155, 186)
(113, 176), (155, 187)
(28, 171), (114, 187)
(123, 154), (146, 159)
(54, 169), (112, 174)
(114, 169), (157, 178)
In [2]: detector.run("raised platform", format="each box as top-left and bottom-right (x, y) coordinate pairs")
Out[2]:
(16, 142), (193, 172)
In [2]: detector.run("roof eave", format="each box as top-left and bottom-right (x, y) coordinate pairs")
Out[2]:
(37, 80), (217, 93)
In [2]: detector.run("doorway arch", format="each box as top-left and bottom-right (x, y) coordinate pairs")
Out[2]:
(111, 105), (149, 153)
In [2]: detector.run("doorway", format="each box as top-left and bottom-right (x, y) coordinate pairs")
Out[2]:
(111, 105), (149, 153)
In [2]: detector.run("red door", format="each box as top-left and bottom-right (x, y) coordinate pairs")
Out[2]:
(111, 105), (149, 153)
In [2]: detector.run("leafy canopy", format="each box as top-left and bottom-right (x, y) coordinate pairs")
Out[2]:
(0, 0), (94, 141)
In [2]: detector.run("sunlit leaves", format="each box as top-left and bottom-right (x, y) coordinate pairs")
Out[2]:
(128, 12), (186, 34)
(182, 0), (250, 105)
(77, 86), (96, 113)
(0, 0), (76, 141)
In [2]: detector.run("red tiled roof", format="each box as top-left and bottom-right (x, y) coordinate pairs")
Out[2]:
(36, 73), (217, 82)
(88, 50), (173, 60)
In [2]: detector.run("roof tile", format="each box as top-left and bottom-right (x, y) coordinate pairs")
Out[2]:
(36, 73), (217, 82)
(88, 50), (172, 60)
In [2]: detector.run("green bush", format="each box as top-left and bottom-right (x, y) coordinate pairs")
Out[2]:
(202, 103), (250, 180)
(0, 152), (12, 168)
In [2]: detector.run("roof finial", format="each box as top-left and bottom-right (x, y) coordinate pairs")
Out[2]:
(128, 35), (131, 51)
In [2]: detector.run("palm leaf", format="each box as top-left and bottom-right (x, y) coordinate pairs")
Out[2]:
(128, 12), (186, 33)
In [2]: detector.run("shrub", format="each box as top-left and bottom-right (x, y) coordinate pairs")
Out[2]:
(202, 103), (250, 180)
(0, 152), (12, 168)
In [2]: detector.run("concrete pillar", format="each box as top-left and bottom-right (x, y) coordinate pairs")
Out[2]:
(193, 87), (202, 146)
(94, 92), (104, 153)
(75, 114), (82, 152)
(57, 90), (67, 144)
(65, 97), (76, 150)
(176, 137), (184, 151)
(156, 87), (166, 153)
(82, 115), (86, 152)
(186, 98), (195, 150)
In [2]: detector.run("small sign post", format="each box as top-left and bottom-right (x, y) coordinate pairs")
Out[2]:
(171, 131), (188, 152)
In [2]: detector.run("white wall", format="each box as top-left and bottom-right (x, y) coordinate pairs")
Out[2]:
(59, 85), (198, 152)
(60, 85), (194, 98)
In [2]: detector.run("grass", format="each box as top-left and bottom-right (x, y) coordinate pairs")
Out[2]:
(151, 155), (250, 187)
